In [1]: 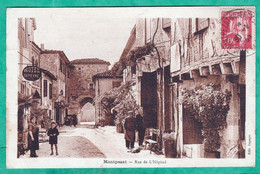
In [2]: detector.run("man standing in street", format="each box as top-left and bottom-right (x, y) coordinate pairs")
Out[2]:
(136, 107), (145, 147)
(124, 111), (136, 150)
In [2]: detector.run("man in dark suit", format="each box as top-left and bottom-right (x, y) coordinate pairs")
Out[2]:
(124, 111), (136, 149)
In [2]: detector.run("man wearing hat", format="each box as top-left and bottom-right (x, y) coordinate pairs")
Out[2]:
(124, 110), (136, 149)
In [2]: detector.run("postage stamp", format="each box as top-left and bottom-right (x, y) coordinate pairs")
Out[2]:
(221, 9), (253, 49)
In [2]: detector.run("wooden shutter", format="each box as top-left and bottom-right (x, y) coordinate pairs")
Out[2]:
(60, 59), (62, 72)
(49, 83), (52, 99)
(145, 18), (151, 43)
(44, 80), (47, 97)
(197, 18), (209, 31)
(162, 18), (171, 29)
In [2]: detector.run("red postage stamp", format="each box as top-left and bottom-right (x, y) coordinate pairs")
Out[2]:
(221, 10), (252, 49)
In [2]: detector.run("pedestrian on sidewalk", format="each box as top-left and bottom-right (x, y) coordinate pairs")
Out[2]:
(124, 111), (136, 150)
(136, 107), (145, 147)
(72, 115), (77, 127)
(28, 116), (39, 157)
(47, 120), (59, 155)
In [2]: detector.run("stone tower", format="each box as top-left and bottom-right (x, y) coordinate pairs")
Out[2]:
(68, 58), (110, 122)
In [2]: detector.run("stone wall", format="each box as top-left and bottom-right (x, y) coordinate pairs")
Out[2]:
(94, 77), (123, 125)
(69, 63), (109, 116)
(40, 53), (70, 124)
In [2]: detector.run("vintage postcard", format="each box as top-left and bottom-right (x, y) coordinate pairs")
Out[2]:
(6, 7), (255, 168)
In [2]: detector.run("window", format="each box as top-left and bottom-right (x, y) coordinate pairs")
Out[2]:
(20, 83), (25, 94)
(162, 18), (171, 29)
(60, 59), (63, 72)
(32, 57), (35, 66)
(64, 65), (66, 75)
(131, 66), (136, 75)
(49, 110), (51, 118)
(26, 87), (29, 96)
(145, 18), (151, 44)
(44, 80), (48, 97)
(194, 18), (209, 33)
(49, 83), (52, 99)
(89, 83), (94, 90)
(35, 59), (38, 67)
(112, 81), (121, 88)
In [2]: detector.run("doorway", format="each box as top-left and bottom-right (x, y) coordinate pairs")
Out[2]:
(141, 71), (157, 128)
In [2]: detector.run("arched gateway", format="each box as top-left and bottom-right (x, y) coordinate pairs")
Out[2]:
(78, 97), (95, 122)
(67, 58), (110, 123)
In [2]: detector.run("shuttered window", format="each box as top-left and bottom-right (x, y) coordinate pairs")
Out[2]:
(44, 80), (48, 97)
(60, 59), (63, 72)
(145, 18), (151, 44)
(162, 18), (171, 29)
(49, 83), (52, 99)
(194, 18), (209, 34)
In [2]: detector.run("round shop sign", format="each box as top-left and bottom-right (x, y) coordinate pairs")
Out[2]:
(22, 66), (41, 81)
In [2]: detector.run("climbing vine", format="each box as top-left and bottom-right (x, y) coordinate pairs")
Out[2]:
(95, 79), (139, 124)
(180, 84), (232, 152)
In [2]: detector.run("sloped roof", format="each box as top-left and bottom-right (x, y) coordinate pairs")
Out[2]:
(41, 49), (70, 64)
(70, 58), (110, 65)
(92, 70), (123, 80)
(40, 68), (57, 80)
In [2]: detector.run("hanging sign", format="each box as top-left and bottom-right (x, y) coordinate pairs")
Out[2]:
(22, 66), (41, 81)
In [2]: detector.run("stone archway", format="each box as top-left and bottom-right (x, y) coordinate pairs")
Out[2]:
(78, 97), (95, 122)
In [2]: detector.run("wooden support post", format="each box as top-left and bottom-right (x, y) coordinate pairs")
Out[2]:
(231, 61), (240, 74)
(220, 62), (233, 74)
(199, 66), (210, 77)
(190, 69), (200, 79)
(210, 64), (222, 75)
(181, 72), (193, 80)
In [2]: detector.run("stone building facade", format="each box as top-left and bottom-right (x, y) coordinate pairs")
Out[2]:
(69, 58), (110, 122)
(40, 69), (57, 120)
(40, 49), (71, 125)
(93, 71), (123, 125)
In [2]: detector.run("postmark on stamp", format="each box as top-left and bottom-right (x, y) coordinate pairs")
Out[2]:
(221, 9), (252, 49)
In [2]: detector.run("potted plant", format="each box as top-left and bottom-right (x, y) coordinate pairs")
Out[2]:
(162, 132), (177, 158)
(181, 84), (231, 158)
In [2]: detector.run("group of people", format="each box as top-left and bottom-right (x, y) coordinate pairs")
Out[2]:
(27, 109), (145, 157)
(124, 108), (145, 150)
(64, 115), (78, 127)
(27, 117), (59, 157)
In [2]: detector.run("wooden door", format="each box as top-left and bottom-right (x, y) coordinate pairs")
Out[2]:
(183, 108), (203, 144)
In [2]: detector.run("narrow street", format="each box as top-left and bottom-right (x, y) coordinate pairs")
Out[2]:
(20, 122), (164, 159)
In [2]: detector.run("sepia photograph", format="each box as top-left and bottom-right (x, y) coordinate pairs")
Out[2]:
(6, 7), (255, 168)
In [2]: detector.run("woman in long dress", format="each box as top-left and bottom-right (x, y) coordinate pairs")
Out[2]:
(28, 116), (39, 157)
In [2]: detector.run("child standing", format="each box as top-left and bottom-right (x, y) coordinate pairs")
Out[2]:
(47, 121), (59, 155)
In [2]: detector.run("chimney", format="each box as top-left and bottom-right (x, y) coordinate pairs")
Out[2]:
(40, 44), (44, 50)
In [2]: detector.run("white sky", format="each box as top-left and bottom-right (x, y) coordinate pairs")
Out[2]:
(7, 7), (222, 66)
(32, 11), (136, 66)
